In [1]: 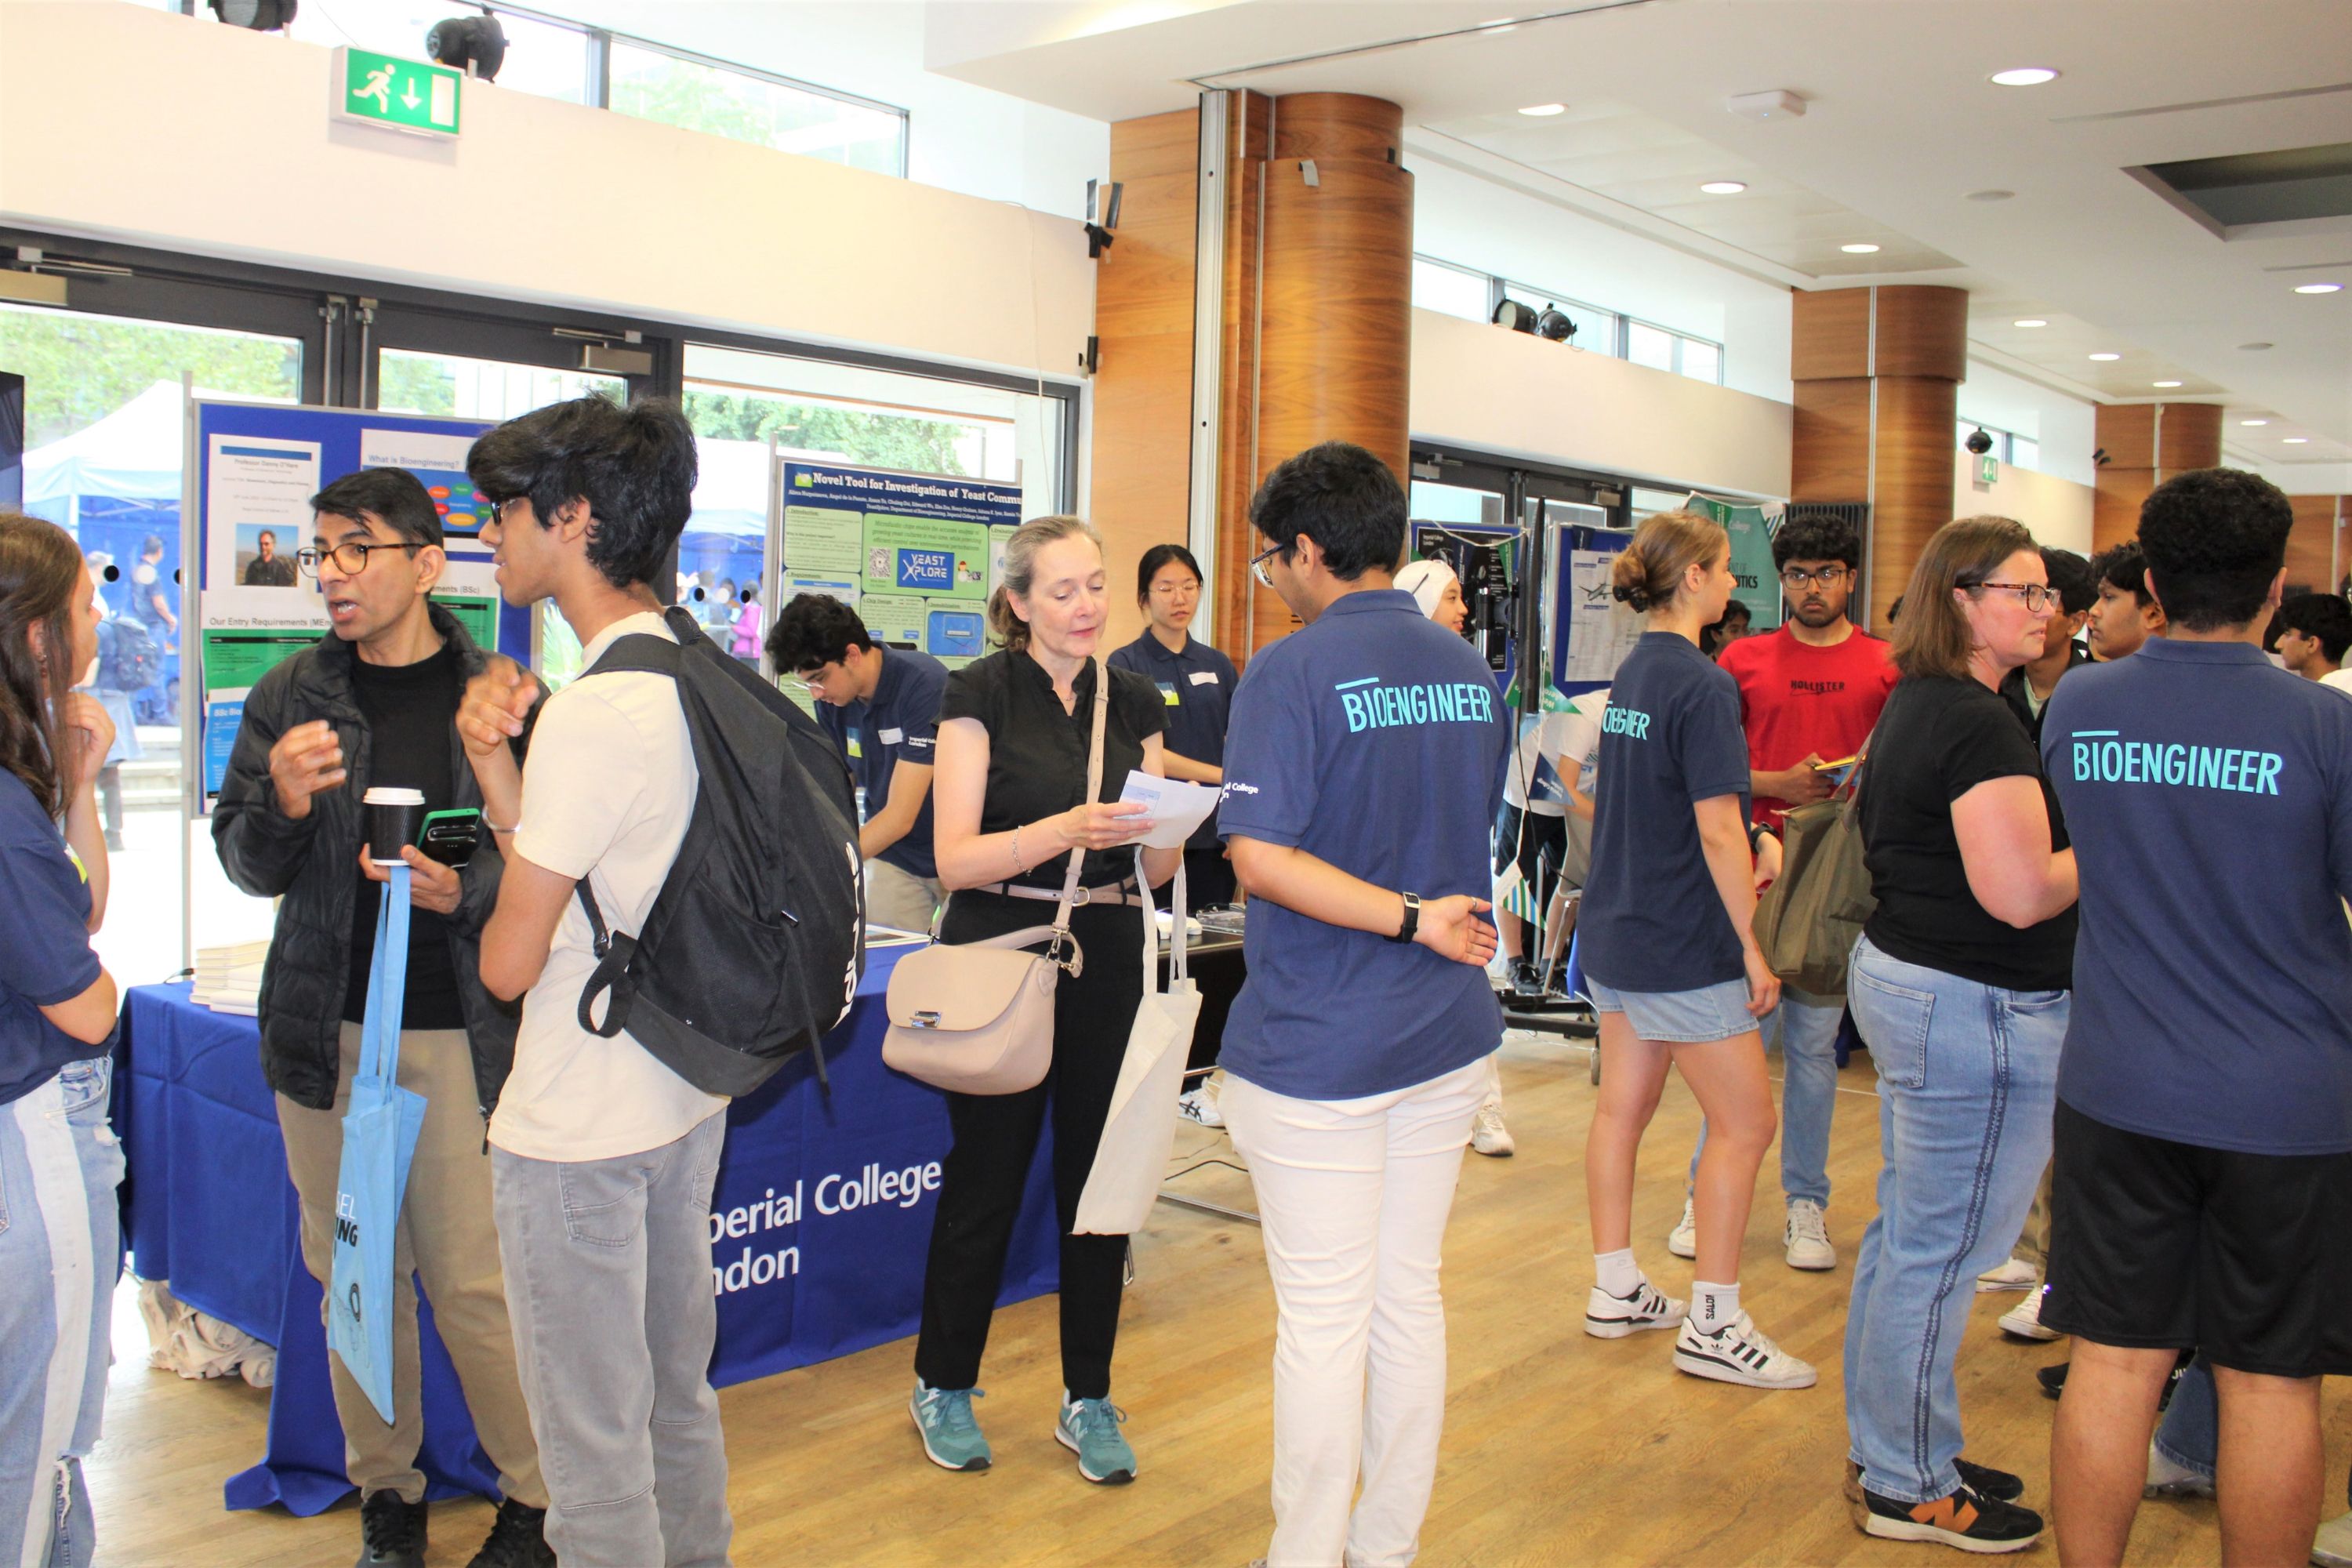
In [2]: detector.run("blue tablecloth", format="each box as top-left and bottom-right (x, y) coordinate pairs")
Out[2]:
(114, 943), (1061, 1515)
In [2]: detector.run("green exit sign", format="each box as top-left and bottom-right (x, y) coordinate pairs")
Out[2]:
(1978, 453), (2000, 485)
(332, 47), (463, 137)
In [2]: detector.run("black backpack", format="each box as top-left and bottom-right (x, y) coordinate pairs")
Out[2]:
(573, 607), (866, 1094)
(100, 616), (160, 694)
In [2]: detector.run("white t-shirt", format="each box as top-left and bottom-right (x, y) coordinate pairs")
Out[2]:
(492, 612), (727, 1163)
(2321, 669), (2352, 701)
(1504, 688), (1606, 814)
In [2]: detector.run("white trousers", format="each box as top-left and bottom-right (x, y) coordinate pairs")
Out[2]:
(1223, 1057), (1486, 1568)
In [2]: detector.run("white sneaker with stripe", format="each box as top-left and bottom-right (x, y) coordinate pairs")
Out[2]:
(1671, 1311), (1817, 1389)
(1583, 1278), (1687, 1338)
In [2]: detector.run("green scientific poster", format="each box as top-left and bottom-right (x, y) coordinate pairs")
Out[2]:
(1693, 497), (1784, 633)
(781, 465), (1025, 662)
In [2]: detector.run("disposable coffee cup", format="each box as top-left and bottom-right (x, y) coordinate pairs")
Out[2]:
(364, 787), (426, 866)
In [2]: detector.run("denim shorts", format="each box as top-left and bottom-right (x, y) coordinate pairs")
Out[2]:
(1586, 976), (1759, 1044)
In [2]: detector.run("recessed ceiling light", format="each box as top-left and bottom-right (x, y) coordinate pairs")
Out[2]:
(2241, 419), (2270, 426)
(2088, 352), (2122, 361)
(1840, 243), (1882, 254)
(1700, 180), (1747, 194)
(2153, 380), (2183, 388)
(1967, 190), (2015, 202)
(2241, 342), (2274, 350)
(2285, 437), (2310, 445)
(1990, 67), (2060, 86)
(1517, 103), (1565, 116)
(2295, 282), (2343, 294)
(2013, 318), (2048, 328)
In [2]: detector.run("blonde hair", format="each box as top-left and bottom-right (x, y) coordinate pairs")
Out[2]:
(1610, 510), (1726, 613)
(987, 514), (1105, 653)
(1891, 514), (2036, 681)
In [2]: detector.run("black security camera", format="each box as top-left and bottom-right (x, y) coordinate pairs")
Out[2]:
(426, 12), (506, 81)
(1965, 428), (1994, 456)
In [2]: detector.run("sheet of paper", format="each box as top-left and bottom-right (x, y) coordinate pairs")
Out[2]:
(1118, 771), (1221, 850)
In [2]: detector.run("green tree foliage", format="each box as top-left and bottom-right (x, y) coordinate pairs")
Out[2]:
(0, 307), (300, 447)
(682, 390), (971, 477)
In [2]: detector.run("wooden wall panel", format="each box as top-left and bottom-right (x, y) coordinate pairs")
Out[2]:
(1869, 374), (1960, 623)
(1211, 92), (1283, 662)
(2094, 468), (2154, 554)
(1791, 289), (1869, 382)
(2156, 402), (2222, 473)
(1090, 108), (1200, 652)
(1871, 286), (1968, 381)
(2095, 405), (2156, 471)
(2286, 494), (2345, 596)
(1790, 379), (1871, 500)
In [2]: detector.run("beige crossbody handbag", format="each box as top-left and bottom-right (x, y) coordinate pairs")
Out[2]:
(880, 661), (1108, 1094)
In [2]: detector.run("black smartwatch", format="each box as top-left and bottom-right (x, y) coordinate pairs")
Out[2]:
(1389, 890), (1421, 944)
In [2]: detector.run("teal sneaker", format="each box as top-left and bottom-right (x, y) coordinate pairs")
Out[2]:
(909, 1381), (990, 1472)
(1055, 1393), (1137, 1485)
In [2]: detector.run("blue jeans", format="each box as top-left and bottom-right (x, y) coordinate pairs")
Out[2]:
(0, 1059), (125, 1568)
(1687, 987), (1845, 1210)
(1843, 937), (2063, 1503)
(2154, 1354), (2352, 1507)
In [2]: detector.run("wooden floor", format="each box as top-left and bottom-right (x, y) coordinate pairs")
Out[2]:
(90, 1033), (2347, 1567)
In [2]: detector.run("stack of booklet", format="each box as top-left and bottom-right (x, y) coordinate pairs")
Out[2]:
(191, 940), (269, 1015)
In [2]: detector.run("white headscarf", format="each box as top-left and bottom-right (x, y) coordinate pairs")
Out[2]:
(1394, 557), (1458, 620)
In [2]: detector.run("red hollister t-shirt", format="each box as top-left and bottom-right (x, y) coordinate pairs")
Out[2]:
(1717, 625), (1900, 821)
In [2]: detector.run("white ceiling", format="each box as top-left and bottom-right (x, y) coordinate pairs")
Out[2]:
(925, 0), (2352, 473)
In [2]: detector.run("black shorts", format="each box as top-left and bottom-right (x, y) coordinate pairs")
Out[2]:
(1493, 804), (1568, 890)
(2042, 1098), (2352, 1378)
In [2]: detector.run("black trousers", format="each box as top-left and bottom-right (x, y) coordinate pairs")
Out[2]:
(913, 891), (1145, 1399)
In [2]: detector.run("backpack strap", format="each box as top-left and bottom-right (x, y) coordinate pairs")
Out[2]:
(572, 629), (682, 1037)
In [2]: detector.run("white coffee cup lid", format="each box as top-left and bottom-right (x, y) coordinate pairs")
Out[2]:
(364, 787), (426, 805)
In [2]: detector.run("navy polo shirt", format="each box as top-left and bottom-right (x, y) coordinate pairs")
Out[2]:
(818, 645), (949, 882)
(2044, 640), (2352, 1155)
(1579, 633), (1754, 995)
(1217, 588), (1512, 1100)
(1108, 630), (1237, 850)
(0, 772), (107, 1106)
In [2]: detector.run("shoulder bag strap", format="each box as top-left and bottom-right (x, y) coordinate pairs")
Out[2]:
(1047, 658), (1111, 947)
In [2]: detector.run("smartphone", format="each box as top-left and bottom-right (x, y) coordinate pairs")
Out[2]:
(417, 808), (482, 869)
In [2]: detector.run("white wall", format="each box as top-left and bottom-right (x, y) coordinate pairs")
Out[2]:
(1406, 156), (1795, 405)
(0, 2), (1094, 384)
(1410, 308), (1793, 499)
(1958, 359), (2097, 487)
(1953, 452), (2095, 556)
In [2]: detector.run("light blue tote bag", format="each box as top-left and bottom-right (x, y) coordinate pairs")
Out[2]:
(326, 864), (429, 1424)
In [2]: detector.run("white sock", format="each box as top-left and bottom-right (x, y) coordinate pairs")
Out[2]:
(1595, 1248), (1641, 1297)
(1693, 1280), (1740, 1332)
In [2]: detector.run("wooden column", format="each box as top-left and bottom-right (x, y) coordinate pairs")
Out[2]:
(1090, 107), (1202, 652)
(2091, 403), (2223, 554)
(1788, 285), (1969, 629)
(2286, 493), (2349, 596)
(1088, 91), (1413, 666)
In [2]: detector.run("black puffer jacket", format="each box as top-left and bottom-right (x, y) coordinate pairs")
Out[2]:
(212, 604), (541, 1114)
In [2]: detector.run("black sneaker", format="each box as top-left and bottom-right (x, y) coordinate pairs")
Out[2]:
(1860, 1483), (2043, 1554)
(2037, 1361), (2068, 1400)
(356, 1491), (427, 1568)
(1955, 1458), (2026, 1503)
(469, 1498), (554, 1568)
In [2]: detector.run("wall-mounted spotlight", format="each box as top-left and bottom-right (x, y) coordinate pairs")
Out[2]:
(2092, 448), (2111, 467)
(209, 0), (297, 29)
(1083, 179), (1123, 260)
(426, 11), (506, 81)
(1494, 297), (1541, 333)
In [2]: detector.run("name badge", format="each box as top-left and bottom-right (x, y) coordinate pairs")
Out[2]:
(878, 727), (905, 744)
(846, 732), (862, 759)
(1156, 681), (1180, 706)
(1188, 670), (1219, 687)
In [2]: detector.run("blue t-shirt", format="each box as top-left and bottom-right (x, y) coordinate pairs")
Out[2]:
(1108, 630), (1238, 849)
(1217, 589), (1512, 1100)
(818, 646), (949, 881)
(0, 771), (107, 1106)
(1579, 632), (1754, 994)
(2043, 640), (2352, 1155)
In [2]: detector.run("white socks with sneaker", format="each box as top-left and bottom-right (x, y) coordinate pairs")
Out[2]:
(1692, 1279), (1740, 1332)
(1595, 1248), (1641, 1298)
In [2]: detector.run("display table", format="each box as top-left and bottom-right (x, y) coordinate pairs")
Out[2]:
(114, 942), (1062, 1515)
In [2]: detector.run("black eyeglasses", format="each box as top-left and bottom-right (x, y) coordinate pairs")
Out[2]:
(1250, 542), (1287, 589)
(1779, 564), (1849, 588)
(297, 541), (424, 577)
(1973, 580), (2060, 613)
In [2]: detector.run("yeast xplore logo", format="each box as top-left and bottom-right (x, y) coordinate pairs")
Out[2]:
(2066, 728), (2284, 795)
(1332, 674), (1497, 733)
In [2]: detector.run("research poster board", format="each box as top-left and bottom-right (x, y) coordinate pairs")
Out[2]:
(1693, 496), (1784, 635)
(191, 402), (524, 800)
(1554, 523), (1638, 697)
(778, 461), (1023, 673)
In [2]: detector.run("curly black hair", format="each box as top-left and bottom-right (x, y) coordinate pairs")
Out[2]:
(765, 592), (873, 673)
(465, 394), (696, 590)
(2040, 546), (2095, 617)
(1771, 514), (1860, 572)
(2089, 540), (2149, 604)
(2137, 468), (2292, 632)
(2275, 592), (2352, 663)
